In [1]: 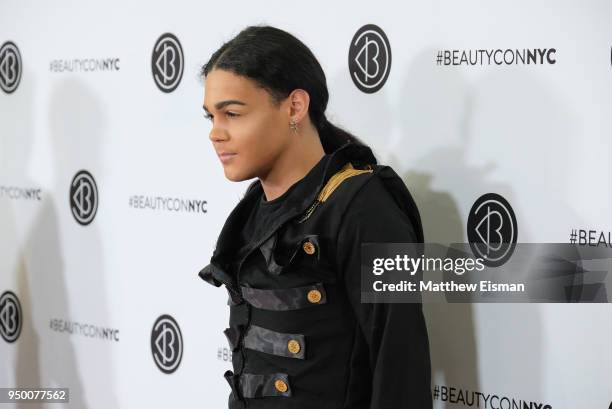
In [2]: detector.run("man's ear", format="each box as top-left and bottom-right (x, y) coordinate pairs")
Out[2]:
(288, 88), (310, 122)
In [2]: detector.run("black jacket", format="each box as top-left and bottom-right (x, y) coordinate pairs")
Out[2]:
(198, 141), (432, 409)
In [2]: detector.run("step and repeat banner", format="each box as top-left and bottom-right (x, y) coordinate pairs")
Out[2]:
(1, 0), (611, 408)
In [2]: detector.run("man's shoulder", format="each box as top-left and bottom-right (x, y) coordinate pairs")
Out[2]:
(340, 164), (424, 242)
(344, 165), (404, 212)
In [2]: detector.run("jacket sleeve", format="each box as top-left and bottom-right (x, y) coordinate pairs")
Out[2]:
(335, 176), (433, 409)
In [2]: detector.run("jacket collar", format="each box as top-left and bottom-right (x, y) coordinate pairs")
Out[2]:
(207, 141), (377, 271)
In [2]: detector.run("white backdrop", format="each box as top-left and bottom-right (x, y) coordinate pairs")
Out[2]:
(1, 0), (611, 408)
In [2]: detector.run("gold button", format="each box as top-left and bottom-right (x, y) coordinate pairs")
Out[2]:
(307, 289), (322, 304)
(287, 339), (301, 354)
(302, 241), (316, 255)
(274, 379), (288, 393)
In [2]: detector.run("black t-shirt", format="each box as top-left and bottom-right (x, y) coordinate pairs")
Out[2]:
(239, 154), (329, 252)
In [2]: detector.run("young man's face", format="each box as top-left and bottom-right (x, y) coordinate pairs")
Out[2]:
(203, 68), (291, 182)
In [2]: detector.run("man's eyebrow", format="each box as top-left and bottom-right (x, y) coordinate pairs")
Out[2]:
(202, 100), (247, 113)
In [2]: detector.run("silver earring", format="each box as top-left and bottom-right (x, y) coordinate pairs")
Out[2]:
(289, 118), (298, 133)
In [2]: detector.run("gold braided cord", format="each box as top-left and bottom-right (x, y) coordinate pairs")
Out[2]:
(316, 162), (373, 203)
(296, 162), (373, 223)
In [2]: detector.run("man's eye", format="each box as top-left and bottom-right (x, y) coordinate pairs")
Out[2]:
(203, 111), (239, 121)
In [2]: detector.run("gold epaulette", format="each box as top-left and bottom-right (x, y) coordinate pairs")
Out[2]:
(297, 162), (373, 223)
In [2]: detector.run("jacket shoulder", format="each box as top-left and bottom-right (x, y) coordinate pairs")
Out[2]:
(317, 162), (374, 203)
(339, 164), (424, 243)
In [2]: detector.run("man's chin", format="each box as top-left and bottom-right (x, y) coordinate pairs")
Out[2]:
(223, 168), (251, 183)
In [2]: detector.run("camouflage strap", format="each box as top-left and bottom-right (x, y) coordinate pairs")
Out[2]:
(223, 324), (245, 352)
(224, 370), (241, 399)
(240, 282), (327, 311)
(259, 232), (321, 275)
(199, 262), (243, 303)
(243, 324), (306, 359)
(198, 262), (225, 287)
(239, 372), (292, 398)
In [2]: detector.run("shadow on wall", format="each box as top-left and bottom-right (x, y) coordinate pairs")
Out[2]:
(2, 74), (120, 407)
(328, 41), (587, 400)
(0, 68), (45, 409)
(389, 45), (576, 399)
(390, 47), (485, 395)
(328, 47), (486, 394)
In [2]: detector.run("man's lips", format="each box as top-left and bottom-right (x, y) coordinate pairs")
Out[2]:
(218, 152), (237, 163)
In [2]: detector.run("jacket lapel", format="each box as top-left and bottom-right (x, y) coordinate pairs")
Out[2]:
(198, 141), (378, 293)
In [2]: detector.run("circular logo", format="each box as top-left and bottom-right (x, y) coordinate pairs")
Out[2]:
(348, 24), (392, 94)
(151, 314), (183, 374)
(467, 193), (518, 267)
(0, 41), (22, 94)
(0, 291), (23, 343)
(70, 170), (99, 226)
(152, 33), (184, 93)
